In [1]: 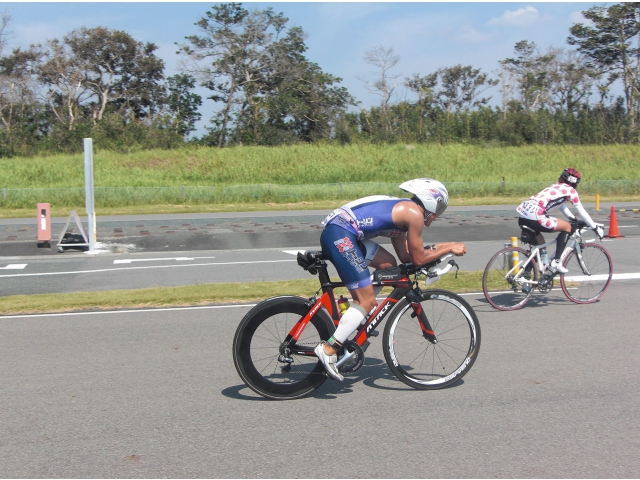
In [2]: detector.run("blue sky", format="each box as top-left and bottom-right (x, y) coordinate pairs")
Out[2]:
(2, 2), (606, 133)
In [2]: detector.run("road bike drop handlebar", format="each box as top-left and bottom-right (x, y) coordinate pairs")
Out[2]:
(570, 219), (603, 242)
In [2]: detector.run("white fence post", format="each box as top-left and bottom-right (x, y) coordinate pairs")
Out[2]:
(83, 138), (96, 252)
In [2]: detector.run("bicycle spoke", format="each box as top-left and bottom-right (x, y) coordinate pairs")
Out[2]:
(483, 247), (537, 311)
(383, 290), (480, 389)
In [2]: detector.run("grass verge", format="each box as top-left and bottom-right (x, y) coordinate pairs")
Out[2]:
(0, 271), (485, 316)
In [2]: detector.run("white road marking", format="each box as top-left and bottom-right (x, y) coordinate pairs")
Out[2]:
(0, 303), (260, 319)
(114, 257), (199, 264)
(564, 272), (640, 282)
(0, 259), (296, 278)
(0, 264), (27, 270)
(282, 250), (306, 256)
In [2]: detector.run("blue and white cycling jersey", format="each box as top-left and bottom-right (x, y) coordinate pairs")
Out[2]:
(322, 195), (407, 240)
(320, 196), (409, 290)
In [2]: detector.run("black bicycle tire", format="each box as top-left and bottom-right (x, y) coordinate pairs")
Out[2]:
(482, 246), (539, 311)
(382, 289), (481, 390)
(233, 296), (335, 400)
(560, 243), (613, 304)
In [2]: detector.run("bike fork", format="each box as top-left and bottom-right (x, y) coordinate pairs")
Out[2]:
(406, 289), (437, 344)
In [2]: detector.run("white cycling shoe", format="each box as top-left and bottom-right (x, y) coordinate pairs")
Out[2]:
(550, 259), (569, 274)
(314, 342), (344, 381)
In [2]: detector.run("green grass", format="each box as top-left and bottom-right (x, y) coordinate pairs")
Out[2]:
(2, 143), (639, 213)
(3, 143), (640, 187)
(0, 271), (485, 316)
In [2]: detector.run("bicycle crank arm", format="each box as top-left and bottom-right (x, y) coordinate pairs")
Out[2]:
(335, 349), (357, 367)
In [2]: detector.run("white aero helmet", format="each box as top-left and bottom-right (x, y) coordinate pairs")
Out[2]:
(399, 178), (449, 217)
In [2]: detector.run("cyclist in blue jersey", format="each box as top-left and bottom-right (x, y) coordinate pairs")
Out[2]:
(314, 178), (467, 381)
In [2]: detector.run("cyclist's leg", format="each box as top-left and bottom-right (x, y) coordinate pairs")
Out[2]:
(545, 218), (571, 273)
(518, 217), (545, 276)
(362, 240), (397, 270)
(318, 226), (374, 377)
(552, 218), (571, 259)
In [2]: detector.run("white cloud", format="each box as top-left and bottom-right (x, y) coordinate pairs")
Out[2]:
(456, 25), (494, 44)
(488, 6), (539, 27)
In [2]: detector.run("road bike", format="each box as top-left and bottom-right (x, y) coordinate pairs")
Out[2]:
(482, 220), (613, 311)
(233, 251), (481, 400)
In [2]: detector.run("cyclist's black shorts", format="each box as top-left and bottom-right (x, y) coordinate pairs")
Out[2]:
(518, 217), (554, 234)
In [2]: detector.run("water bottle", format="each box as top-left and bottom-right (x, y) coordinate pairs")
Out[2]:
(337, 295), (350, 316)
(540, 249), (549, 269)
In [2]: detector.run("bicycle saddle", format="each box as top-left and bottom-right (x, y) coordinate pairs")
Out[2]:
(520, 225), (538, 245)
(297, 251), (325, 274)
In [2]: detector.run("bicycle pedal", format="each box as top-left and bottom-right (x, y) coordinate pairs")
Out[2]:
(361, 340), (371, 352)
(369, 331), (379, 337)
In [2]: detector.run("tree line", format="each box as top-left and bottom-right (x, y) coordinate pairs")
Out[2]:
(2, 2), (640, 156)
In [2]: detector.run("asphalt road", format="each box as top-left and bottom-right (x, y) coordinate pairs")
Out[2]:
(1, 204), (639, 477)
(1, 203), (639, 296)
(1, 281), (638, 477)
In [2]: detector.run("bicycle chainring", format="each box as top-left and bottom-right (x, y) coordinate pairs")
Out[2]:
(537, 272), (555, 293)
(337, 340), (365, 375)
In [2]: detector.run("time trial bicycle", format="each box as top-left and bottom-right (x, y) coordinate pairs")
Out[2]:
(482, 220), (613, 311)
(233, 251), (481, 400)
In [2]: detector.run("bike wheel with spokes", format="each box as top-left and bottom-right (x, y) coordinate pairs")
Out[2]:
(482, 247), (539, 311)
(233, 296), (335, 400)
(560, 243), (613, 304)
(382, 289), (480, 390)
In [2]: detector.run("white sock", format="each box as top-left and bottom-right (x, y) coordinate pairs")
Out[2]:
(332, 304), (367, 343)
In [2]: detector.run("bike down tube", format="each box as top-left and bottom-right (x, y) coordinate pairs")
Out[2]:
(353, 295), (400, 346)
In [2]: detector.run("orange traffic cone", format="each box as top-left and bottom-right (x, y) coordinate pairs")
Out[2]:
(605, 206), (624, 238)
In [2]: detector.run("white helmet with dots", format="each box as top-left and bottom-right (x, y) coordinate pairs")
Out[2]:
(399, 178), (449, 217)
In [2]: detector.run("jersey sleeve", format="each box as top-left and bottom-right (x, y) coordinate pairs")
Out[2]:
(560, 203), (576, 220)
(574, 201), (597, 228)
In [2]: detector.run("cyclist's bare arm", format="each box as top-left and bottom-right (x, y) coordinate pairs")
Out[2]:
(392, 209), (467, 265)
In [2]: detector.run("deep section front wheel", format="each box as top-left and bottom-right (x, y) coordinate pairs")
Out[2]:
(482, 247), (539, 311)
(233, 296), (335, 400)
(382, 289), (481, 390)
(560, 243), (613, 304)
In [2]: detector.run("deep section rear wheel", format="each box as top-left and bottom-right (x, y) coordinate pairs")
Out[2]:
(233, 296), (335, 400)
(382, 289), (480, 390)
(482, 247), (539, 311)
(560, 243), (613, 304)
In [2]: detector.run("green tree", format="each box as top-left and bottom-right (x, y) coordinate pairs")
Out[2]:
(167, 73), (202, 138)
(404, 72), (438, 140)
(436, 64), (498, 112)
(37, 27), (165, 129)
(500, 40), (555, 112)
(249, 26), (356, 144)
(568, 3), (640, 127)
(178, 3), (287, 147)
